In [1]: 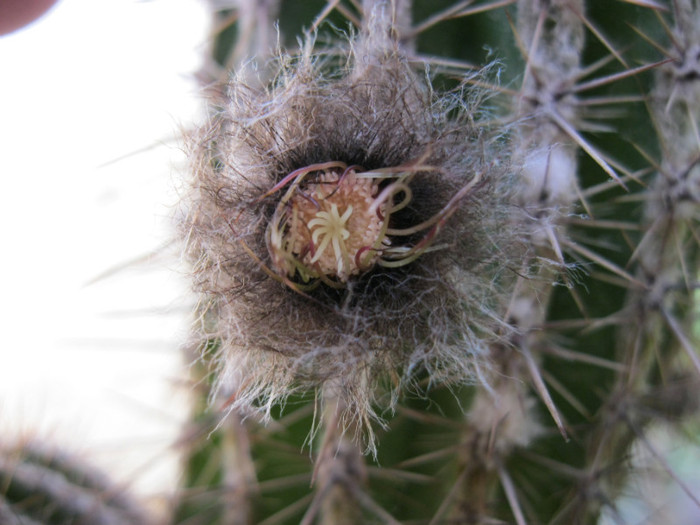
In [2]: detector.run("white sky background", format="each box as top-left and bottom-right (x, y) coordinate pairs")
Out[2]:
(0, 0), (208, 514)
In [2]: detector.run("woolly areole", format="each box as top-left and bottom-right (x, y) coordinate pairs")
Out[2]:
(181, 28), (524, 442)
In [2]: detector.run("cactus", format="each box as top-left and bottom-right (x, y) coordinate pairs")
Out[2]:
(0, 441), (149, 525)
(174, 0), (700, 524)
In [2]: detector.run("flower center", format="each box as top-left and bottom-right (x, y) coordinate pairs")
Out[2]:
(267, 168), (387, 283)
(261, 159), (481, 290)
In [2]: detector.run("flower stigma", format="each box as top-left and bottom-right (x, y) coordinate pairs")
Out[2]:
(308, 203), (353, 275)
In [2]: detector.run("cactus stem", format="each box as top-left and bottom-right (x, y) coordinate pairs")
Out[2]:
(308, 385), (367, 525)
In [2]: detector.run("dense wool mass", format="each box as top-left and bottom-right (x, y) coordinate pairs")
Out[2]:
(181, 32), (524, 437)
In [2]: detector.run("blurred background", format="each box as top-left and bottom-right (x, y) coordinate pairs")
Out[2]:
(0, 0), (207, 516)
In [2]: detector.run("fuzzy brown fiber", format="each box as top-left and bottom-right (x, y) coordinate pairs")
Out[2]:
(181, 30), (528, 442)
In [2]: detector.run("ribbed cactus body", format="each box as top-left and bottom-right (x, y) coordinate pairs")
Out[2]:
(0, 444), (149, 525)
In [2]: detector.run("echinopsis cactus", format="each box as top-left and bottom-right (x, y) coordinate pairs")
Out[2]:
(182, 5), (525, 445)
(0, 442), (149, 525)
(175, 1), (700, 524)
